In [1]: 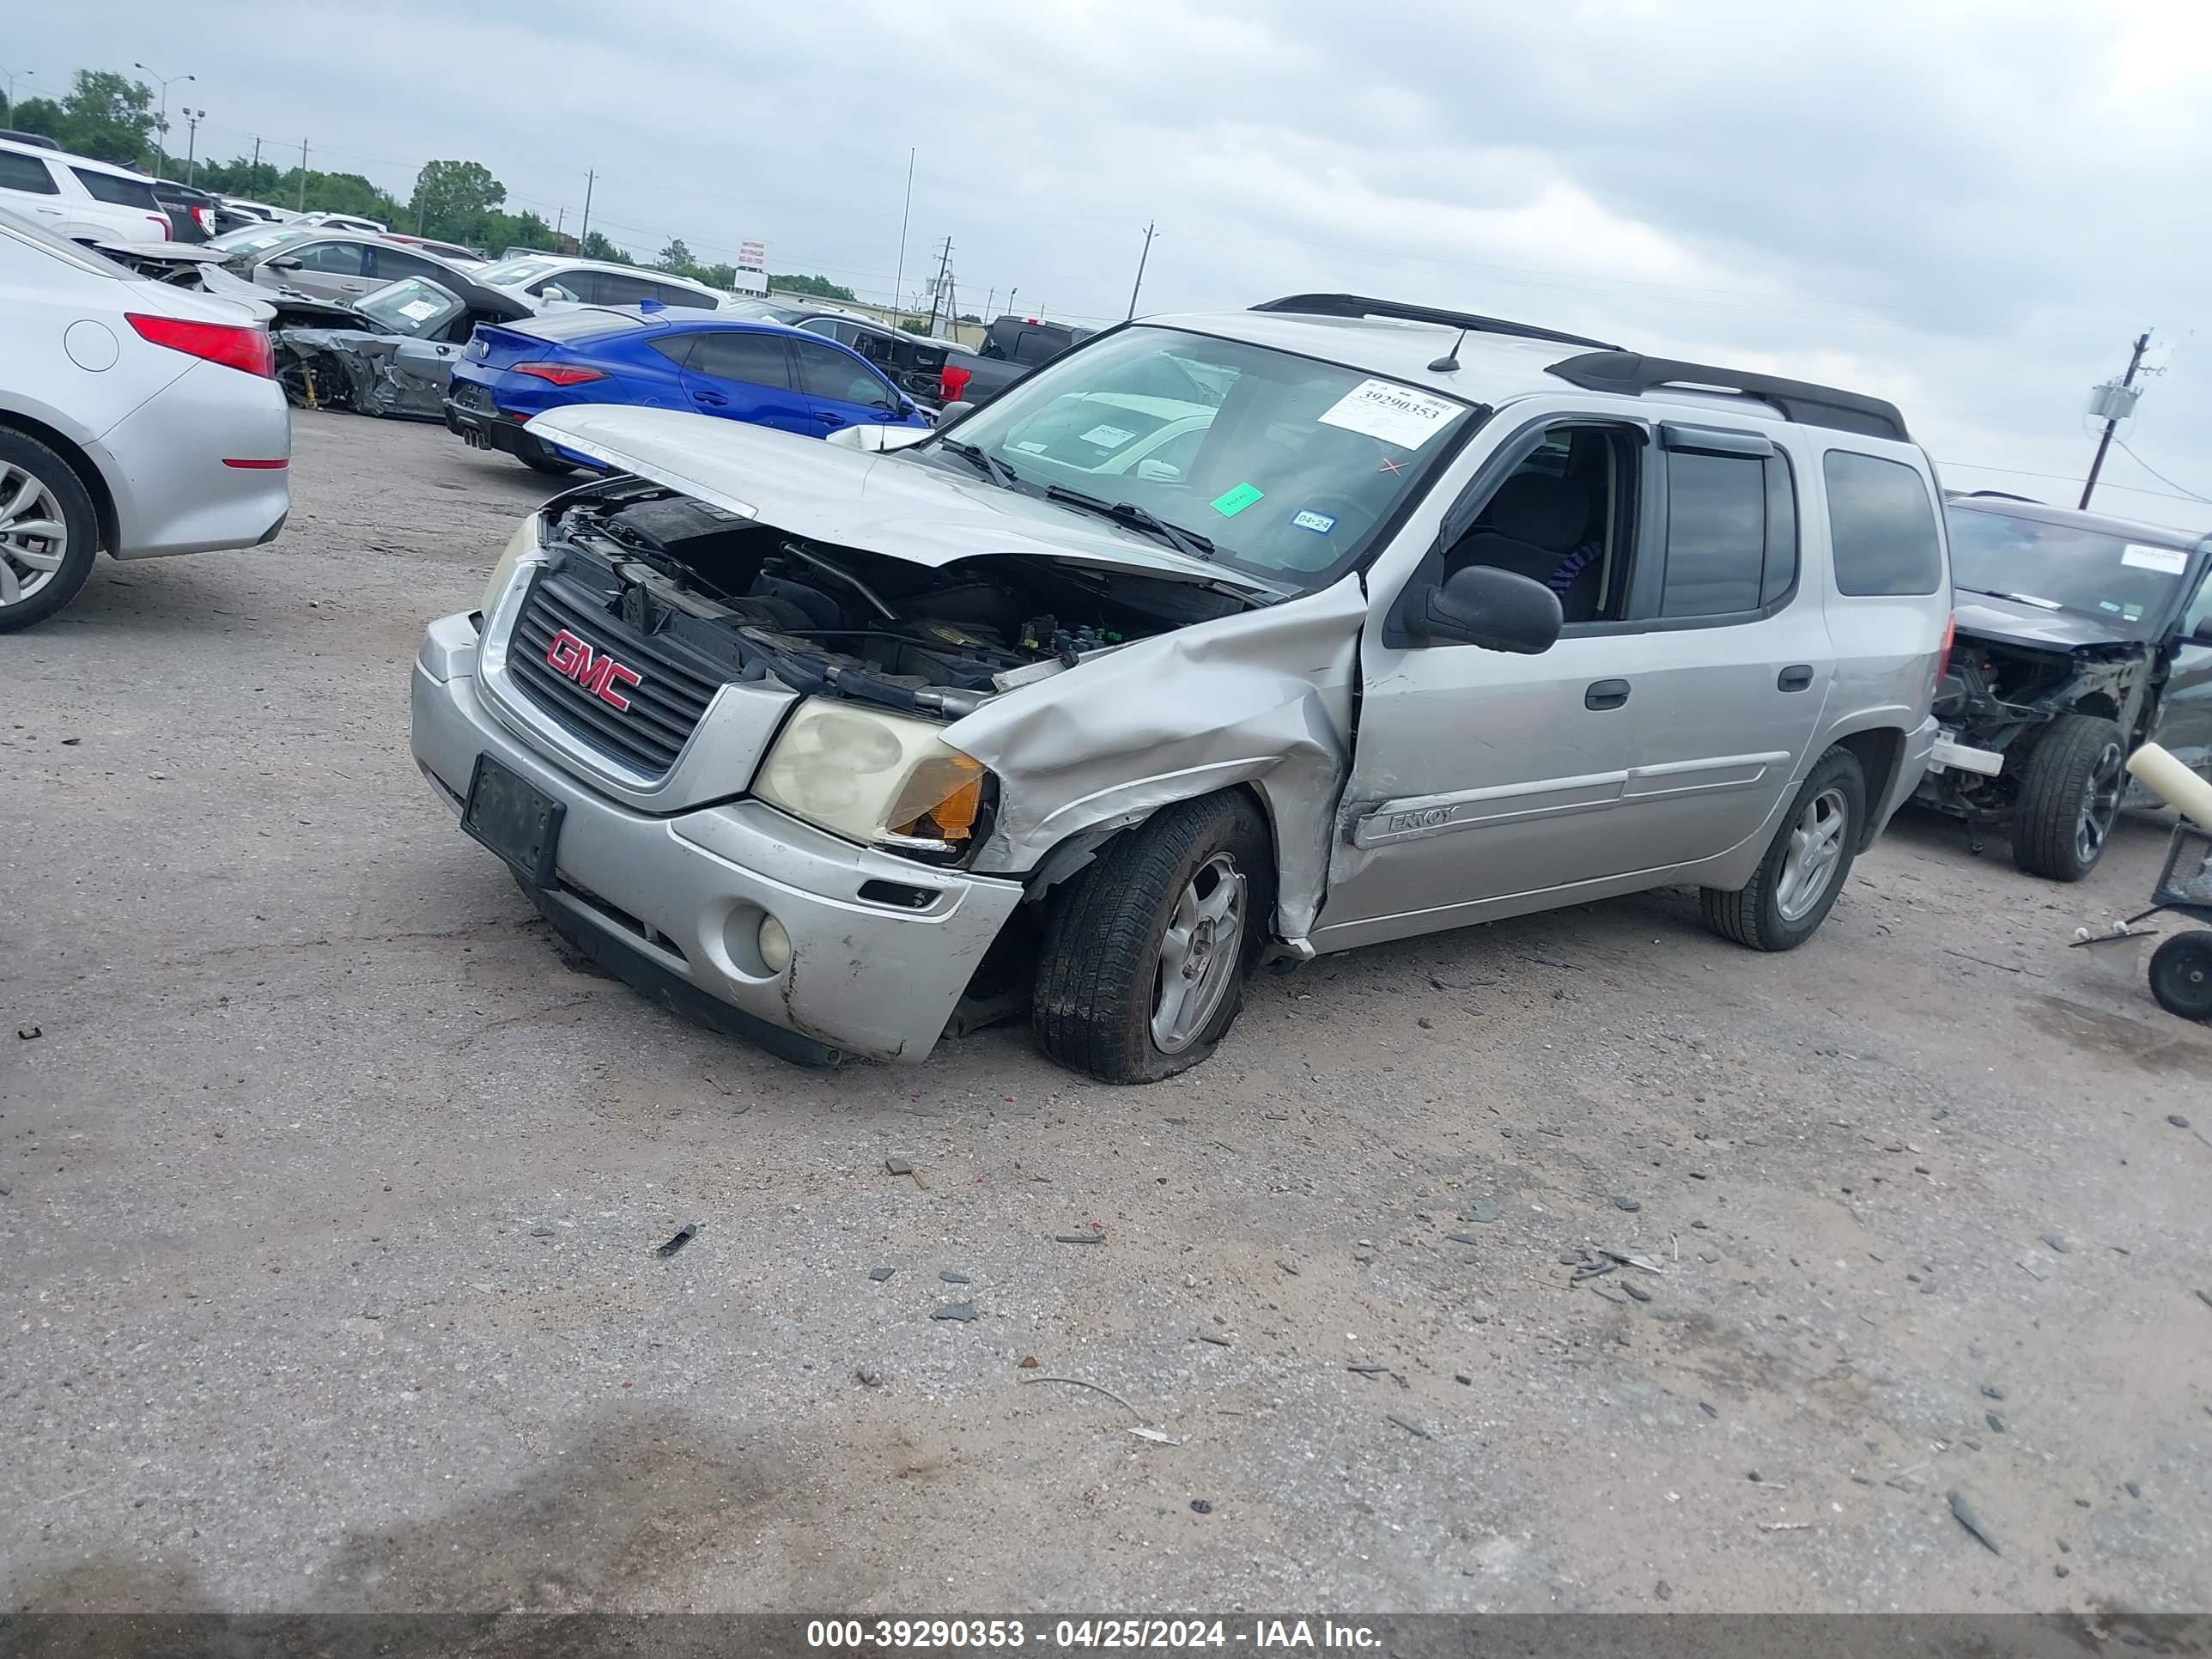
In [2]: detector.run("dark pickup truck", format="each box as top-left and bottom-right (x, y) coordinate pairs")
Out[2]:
(937, 314), (1094, 407)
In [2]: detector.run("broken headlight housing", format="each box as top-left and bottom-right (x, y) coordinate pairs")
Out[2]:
(481, 511), (545, 620)
(755, 700), (993, 863)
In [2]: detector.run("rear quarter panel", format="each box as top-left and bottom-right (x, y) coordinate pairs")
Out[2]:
(1802, 435), (1948, 831)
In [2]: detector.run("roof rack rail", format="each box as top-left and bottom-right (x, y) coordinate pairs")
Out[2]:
(1545, 351), (1910, 442)
(1251, 294), (1620, 352)
(1952, 489), (2041, 503)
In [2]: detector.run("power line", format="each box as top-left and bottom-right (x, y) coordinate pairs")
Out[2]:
(2115, 440), (2211, 504)
(1938, 459), (2211, 509)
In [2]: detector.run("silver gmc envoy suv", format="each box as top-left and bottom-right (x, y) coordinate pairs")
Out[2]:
(410, 294), (1949, 1080)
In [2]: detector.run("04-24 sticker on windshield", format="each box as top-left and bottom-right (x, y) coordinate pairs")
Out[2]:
(1316, 378), (1457, 450)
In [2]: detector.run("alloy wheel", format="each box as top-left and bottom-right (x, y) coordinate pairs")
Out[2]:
(0, 463), (70, 610)
(1151, 852), (1247, 1054)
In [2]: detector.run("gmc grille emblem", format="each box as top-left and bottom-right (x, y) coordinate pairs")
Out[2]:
(544, 628), (643, 712)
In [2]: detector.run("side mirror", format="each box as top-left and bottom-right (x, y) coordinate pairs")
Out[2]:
(2191, 618), (2212, 647)
(1406, 564), (1563, 654)
(267, 256), (302, 270)
(1133, 458), (1185, 483)
(937, 399), (975, 424)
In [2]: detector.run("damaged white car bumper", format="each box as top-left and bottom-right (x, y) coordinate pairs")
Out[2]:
(410, 610), (1025, 1063)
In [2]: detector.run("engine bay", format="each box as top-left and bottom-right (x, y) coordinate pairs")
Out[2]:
(540, 479), (1255, 716)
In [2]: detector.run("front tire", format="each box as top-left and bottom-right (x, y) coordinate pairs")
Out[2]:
(2148, 932), (2212, 1022)
(1700, 747), (1866, 951)
(2011, 714), (2125, 882)
(1032, 794), (1273, 1083)
(0, 431), (100, 635)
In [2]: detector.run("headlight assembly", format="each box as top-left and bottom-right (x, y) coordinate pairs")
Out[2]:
(480, 511), (544, 619)
(755, 700), (993, 860)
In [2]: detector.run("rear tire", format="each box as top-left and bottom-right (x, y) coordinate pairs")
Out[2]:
(1700, 748), (1866, 951)
(2011, 714), (2125, 882)
(0, 430), (100, 635)
(2148, 932), (2212, 1022)
(1032, 794), (1273, 1083)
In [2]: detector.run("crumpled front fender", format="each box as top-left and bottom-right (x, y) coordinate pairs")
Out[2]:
(948, 574), (1368, 940)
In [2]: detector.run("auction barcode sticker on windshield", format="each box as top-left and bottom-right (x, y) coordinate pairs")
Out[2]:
(1317, 378), (1457, 450)
(2121, 543), (2189, 575)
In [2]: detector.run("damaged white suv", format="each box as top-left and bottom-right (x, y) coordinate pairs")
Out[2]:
(410, 295), (1949, 1079)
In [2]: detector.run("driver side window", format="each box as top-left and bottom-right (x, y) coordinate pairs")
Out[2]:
(1440, 425), (1641, 626)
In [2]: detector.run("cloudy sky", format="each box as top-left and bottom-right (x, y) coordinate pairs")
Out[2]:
(19, 0), (2212, 528)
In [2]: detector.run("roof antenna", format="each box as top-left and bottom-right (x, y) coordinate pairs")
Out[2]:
(1427, 328), (1467, 373)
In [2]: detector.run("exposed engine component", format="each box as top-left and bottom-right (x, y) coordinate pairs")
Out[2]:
(544, 483), (1249, 716)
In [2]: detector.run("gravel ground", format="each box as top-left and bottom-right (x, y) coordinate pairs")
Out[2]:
(3, 411), (2209, 1616)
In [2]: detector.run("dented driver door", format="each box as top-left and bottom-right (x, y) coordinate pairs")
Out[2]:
(1312, 629), (1644, 954)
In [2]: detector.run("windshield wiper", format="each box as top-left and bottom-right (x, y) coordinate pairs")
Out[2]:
(1964, 586), (2065, 611)
(939, 438), (1015, 490)
(1043, 484), (1216, 561)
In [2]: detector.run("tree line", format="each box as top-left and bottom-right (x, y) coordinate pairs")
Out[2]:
(3, 70), (858, 300)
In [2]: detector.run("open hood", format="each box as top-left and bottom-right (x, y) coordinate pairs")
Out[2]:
(523, 405), (1286, 597)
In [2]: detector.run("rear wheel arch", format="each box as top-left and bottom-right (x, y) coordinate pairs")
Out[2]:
(1831, 726), (1905, 851)
(0, 411), (117, 552)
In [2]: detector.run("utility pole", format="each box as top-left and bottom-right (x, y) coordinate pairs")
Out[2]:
(181, 109), (205, 185)
(924, 234), (952, 335)
(296, 138), (309, 212)
(1127, 220), (1157, 320)
(890, 147), (915, 328)
(2080, 331), (2154, 511)
(249, 134), (262, 172)
(579, 169), (596, 244)
(133, 63), (194, 173)
(556, 205), (566, 240)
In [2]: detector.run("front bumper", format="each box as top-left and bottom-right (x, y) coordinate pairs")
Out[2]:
(411, 612), (1025, 1062)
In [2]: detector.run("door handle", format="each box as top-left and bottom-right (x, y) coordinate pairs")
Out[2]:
(814, 411), (845, 426)
(1585, 678), (1632, 711)
(1778, 664), (1814, 693)
(693, 392), (726, 407)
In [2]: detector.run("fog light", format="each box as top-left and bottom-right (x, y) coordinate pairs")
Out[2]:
(757, 916), (793, 974)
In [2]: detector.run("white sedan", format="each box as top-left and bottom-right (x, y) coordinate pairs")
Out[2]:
(0, 209), (290, 631)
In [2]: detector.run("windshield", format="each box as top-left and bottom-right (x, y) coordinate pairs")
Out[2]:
(477, 256), (564, 289)
(210, 225), (309, 258)
(1946, 506), (2196, 635)
(927, 325), (1474, 589)
(353, 276), (463, 337)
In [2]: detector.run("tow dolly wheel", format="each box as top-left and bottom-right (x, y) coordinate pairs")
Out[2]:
(2148, 932), (2212, 1022)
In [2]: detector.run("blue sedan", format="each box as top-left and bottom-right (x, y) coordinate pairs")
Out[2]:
(442, 305), (931, 474)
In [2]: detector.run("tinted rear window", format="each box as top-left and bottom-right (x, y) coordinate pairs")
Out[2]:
(1825, 451), (1942, 595)
(0, 151), (59, 194)
(1662, 452), (1768, 617)
(73, 168), (162, 210)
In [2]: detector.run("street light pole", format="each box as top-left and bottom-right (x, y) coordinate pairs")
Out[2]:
(1, 65), (33, 106)
(132, 62), (195, 173)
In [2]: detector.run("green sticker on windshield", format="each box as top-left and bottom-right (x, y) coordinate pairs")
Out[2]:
(1211, 483), (1265, 517)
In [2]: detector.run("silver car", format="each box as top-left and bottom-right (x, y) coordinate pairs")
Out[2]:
(0, 210), (289, 631)
(206, 224), (480, 307)
(410, 294), (1948, 1079)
